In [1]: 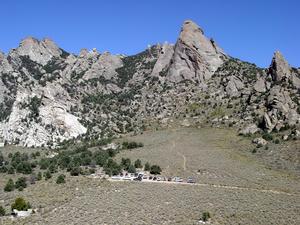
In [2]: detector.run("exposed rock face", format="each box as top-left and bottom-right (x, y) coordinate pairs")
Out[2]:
(167, 20), (227, 84)
(12, 37), (63, 65)
(0, 89), (86, 147)
(269, 51), (291, 82)
(254, 77), (267, 93)
(225, 76), (244, 97)
(0, 20), (299, 148)
(151, 43), (174, 78)
(83, 52), (123, 80)
(0, 52), (13, 74)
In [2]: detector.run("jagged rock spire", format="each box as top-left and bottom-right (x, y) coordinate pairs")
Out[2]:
(167, 20), (227, 84)
(269, 51), (291, 82)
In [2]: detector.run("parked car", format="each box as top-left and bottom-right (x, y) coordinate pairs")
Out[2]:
(174, 177), (183, 182)
(156, 177), (162, 181)
(167, 177), (172, 182)
(143, 175), (148, 180)
(111, 176), (122, 180)
(133, 177), (142, 181)
(187, 177), (196, 183)
(153, 177), (157, 181)
(149, 176), (153, 180)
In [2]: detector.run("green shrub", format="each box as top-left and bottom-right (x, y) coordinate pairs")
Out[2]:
(144, 162), (151, 171)
(56, 174), (66, 184)
(0, 205), (6, 216)
(0, 166), (8, 173)
(274, 139), (280, 144)
(122, 141), (144, 150)
(28, 96), (42, 119)
(121, 158), (131, 170)
(127, 164), (136, 173)
(150, 165), (162, 175)
(262, 133), (273, 141)
(134, 159), (142, 168)
(44, 170), (52, 180)
(4, 179), (15, 192)
(11, 197), (31, 211)
(70, 167), (81, 176)
(16, 162), (32, 174)
(37, 172), (42, 181)
(89, 168), (96, 174)
(202, 211), (211, 222)
(95, 152), (109, 167)
(15, 177), (27, 191)
(104, 159), (121, 176)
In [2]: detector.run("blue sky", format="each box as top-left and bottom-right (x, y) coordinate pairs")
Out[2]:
(0, 0), (299, 67)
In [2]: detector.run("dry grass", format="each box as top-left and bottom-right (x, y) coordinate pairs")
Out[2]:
(0, 127), (299, 225)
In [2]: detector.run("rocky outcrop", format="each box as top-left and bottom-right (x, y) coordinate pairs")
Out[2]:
(11, 37), (63, 65)
(260, 51), (300, 132)
(167, 20), (227, 84)
(151, 43), (174, 78)
(254, 77), (267, 93)
(225, 76), (244, 97)
(239, 124), (260, 135)
(82, 51), (123, 80)
(0, 89), (86, 147)
(0, 20), (299, 148)
(0, 52), (13, 74)
(252, 137), (267, 146)
(269, 51), (291, 82)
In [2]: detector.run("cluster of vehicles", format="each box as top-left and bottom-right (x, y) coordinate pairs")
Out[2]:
(111, 172), (196, 184)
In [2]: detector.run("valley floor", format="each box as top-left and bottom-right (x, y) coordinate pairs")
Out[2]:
(1, 128), (300, 225)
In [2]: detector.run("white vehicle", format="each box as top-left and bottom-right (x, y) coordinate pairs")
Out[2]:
(111, 176), (122, 180)
(174, 177), (183, 182)
(124, 176), (133, 181)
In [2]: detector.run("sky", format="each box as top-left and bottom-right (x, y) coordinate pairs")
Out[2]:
(0, 0), (299, 68)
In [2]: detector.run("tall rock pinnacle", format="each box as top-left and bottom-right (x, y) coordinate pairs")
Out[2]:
(167, 20), (227, 84)
(269, 51), (291, 82)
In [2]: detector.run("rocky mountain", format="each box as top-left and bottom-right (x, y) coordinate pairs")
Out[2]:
(0, 20), (300, 148)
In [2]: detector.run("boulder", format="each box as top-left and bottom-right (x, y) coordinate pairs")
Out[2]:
(263, 113), (276, 131)
(252, 137), (267, 146)
(239, 124), (259, 135)
(254, 77), (266, 93)
(282, 135), (289, 141)
(226, 76), (244, 97)
(13, 209), (33, 217)
(181, 119), (191, 127)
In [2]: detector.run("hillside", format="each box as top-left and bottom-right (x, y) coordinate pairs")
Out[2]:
(0, 20), (299, 149)
(0, 127), (299, 225)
